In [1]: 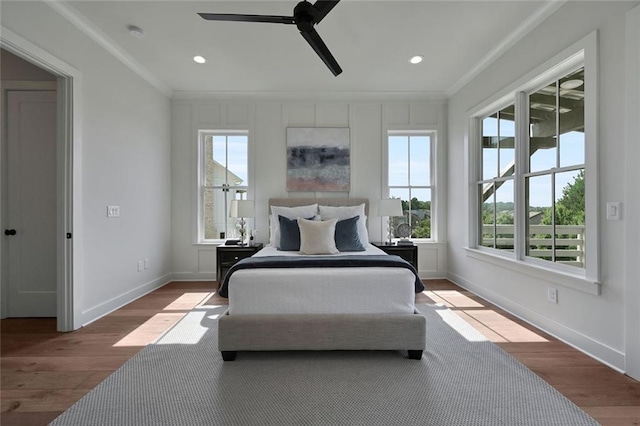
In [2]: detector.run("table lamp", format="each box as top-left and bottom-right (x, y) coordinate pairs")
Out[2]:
(229, 199), (254, 246)
(378, 198), (403, 245)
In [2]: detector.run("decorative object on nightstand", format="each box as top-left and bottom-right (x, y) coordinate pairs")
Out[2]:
(216, 243), (264, 286)
(378, 198), (403, 245)
(396, 223), (413, 245)
(229, 199), (254, 246)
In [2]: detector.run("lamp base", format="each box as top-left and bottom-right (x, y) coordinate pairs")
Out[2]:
(386, 218), (394, 245)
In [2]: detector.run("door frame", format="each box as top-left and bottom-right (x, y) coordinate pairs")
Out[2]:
(625, 5), (640, 380)
(1, 26), (82, 331)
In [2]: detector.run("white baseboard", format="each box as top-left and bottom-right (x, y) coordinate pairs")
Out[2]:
(447, 271), (626, 373)
(170, 272), (217, 281)
(79, 274), (173, 327)
(420, 271), (448, 279)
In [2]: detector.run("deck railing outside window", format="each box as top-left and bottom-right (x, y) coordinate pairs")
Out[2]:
(482, 224), (585, 268)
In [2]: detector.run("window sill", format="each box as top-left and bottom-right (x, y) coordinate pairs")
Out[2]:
(194, 240), (224, 246)
(464, 247), (601, 296)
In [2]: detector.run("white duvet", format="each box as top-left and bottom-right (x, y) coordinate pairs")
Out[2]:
(227, 244), (417, 315)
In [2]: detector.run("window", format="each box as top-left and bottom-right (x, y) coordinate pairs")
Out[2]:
(526, 68), (585, 268)
(479, 105), (516, 251)
(387, 131), (435, 239)
(198, 130), (249, 242)
(472, 55), (594, 280)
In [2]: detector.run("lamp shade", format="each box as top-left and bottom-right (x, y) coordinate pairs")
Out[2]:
(229, 200), (255, 218)
(378, 198), (403, 217)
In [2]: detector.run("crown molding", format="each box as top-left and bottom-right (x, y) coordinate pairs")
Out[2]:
(171, 90), (448, 102)
(445, 0), (567, 98)
(45, 0), (172, 97)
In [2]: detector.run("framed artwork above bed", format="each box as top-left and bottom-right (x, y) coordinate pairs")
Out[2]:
(286, 127), (350, 192)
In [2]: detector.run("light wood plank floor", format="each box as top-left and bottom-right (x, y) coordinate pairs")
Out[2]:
(2, 280), (639, 425)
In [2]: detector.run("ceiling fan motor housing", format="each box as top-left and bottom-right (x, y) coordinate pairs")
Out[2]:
(294, 1), (316, 32)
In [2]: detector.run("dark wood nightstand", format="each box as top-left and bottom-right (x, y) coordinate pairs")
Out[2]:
(216, 243), (264, 286)
(372, 242), (418, 270)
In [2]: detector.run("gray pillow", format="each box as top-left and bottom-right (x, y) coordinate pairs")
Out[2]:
(278, 215), (314, 251)
(335, 216), (365, 252)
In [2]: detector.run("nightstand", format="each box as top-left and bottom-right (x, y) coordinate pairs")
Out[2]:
(216, 243), (264, 286)
(372, 242), (418, 271)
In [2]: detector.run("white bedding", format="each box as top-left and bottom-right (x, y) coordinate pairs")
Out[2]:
(227, 244), (417, 315)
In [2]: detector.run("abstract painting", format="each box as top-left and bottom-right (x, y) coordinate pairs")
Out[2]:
(286, 127), (350, 192)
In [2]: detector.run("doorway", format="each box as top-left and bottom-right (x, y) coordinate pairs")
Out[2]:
(1, 50), (58, 317)
(0, 28), (79, 331)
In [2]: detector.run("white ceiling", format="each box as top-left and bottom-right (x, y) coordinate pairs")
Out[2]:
(60, 0), (554, 97)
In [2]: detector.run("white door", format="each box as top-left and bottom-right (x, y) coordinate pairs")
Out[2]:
(5, 90), (57, 317)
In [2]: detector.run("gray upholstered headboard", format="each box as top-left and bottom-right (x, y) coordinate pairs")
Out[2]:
(268, 198), (369, 216)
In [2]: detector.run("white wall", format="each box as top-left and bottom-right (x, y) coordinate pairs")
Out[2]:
(1, 1), (173, 326)
(171, 97), (448, 280)
(447, 1), (638, 371)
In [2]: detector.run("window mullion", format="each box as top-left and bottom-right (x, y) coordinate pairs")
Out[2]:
(551, 172), (557, 263)
(552, 79), (560, 264)
(514, 91), (528, 261)
(497, 111), (501, 177)
(407, 137), (412, 227)
(492, 185), (497, 248)
(556, 80), (561, 169)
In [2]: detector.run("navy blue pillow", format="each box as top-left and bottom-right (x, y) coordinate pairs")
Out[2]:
(278, 215), (314, 251)
(335, 216), (365, 252)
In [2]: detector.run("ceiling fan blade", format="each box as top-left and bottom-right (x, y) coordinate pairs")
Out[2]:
(311, 0), (340, 23)
(198, 13), (295, 25)
(300, 29), (342, 76)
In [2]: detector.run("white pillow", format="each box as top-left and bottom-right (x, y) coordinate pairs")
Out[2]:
(318, 204), (369, 244)
(269, 204), (318, 248)
(298, 217), (339, 255)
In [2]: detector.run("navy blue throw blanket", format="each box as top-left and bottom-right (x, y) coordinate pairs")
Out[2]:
(218, 255), (424, 298)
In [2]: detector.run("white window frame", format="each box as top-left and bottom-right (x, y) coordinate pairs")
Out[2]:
(196, 129), (250, 244)
(466, 31), (600, 295)
(385, 129), (437, 242)
(476, 104), (517, 252)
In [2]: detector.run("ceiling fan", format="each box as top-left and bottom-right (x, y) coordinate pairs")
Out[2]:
(198, 0), (342, 76)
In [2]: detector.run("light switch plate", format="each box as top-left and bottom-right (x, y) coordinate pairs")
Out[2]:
(606, 202), (621, 220)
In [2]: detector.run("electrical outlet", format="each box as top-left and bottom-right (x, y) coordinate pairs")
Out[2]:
(144, 258), (150, 270)
(107, 205), (120, 218)
(547, 287), (558, 304)
(137, 260), (144, 272)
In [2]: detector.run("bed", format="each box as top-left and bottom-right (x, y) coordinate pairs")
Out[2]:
(217, 198), (426, 361)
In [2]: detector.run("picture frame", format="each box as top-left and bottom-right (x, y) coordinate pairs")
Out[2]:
(286, 127), (350, 192)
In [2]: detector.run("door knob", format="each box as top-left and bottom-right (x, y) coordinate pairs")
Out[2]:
(4, 229), (16, 236)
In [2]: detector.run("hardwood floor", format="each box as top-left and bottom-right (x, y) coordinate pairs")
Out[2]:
(2, 280), (640, 425)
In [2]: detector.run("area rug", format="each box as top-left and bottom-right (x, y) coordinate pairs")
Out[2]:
(50, 304), (599, 425)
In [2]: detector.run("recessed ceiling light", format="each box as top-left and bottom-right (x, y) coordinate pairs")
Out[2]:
(193, 55), (207, 64)
(560, 79), (583, 90)
(409, 55), (424, 65)
(127, 25), (145, 38)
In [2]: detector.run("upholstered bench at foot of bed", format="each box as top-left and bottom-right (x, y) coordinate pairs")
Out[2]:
(217, 309), (426, 361)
